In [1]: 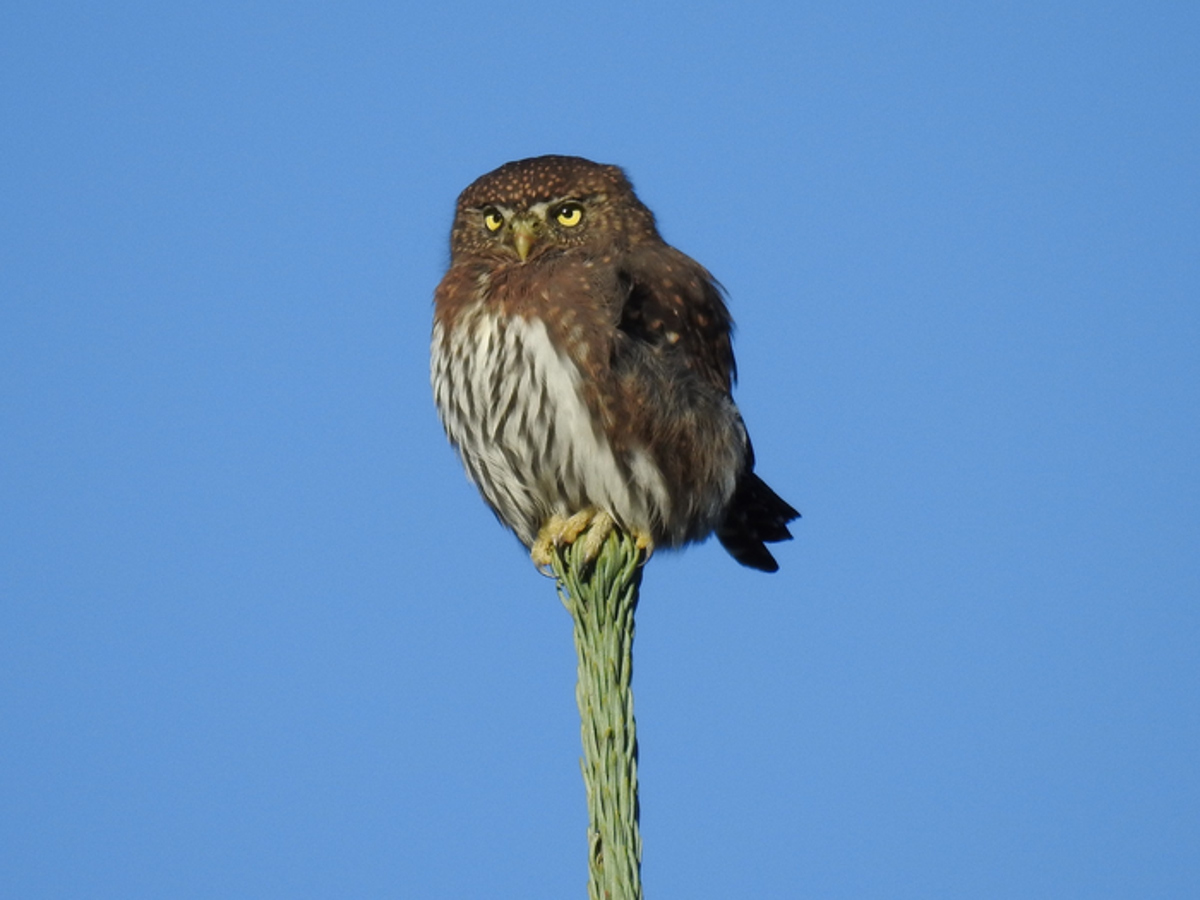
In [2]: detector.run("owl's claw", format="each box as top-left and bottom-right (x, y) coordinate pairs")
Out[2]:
(531, 509), (655, 574)
(532, 509), (612, 571)
(632, 529), (655, 562)
(531, 513), (566, 573)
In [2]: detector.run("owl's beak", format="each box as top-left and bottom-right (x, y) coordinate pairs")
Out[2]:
(511, 221), (536, 263)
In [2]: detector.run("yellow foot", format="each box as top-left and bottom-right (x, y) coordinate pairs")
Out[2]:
(632, 528), (655, 562)
(530, 508), (614, 571)
(530, 509), (655, 573)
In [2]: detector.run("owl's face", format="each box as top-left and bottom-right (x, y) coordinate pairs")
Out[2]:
(460, 196), (593, 263)
(449, 155), (659, 265)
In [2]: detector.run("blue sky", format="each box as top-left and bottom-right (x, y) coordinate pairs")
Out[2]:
(2, 3), (1197, 897)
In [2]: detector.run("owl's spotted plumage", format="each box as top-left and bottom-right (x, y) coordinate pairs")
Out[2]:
(431, 155), (798, 571)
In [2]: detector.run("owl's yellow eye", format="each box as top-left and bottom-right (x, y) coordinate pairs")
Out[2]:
(483, 208), (504, 232)
(555, 203), (584, 227)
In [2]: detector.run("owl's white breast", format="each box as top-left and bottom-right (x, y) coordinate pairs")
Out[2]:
(431, 306), (670, 546)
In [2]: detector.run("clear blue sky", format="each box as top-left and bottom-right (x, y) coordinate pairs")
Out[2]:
(2, 3), (1197, 897)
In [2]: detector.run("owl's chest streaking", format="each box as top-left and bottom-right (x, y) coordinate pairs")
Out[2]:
(431, 263), (671, 547)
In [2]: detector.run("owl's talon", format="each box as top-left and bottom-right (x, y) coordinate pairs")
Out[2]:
(531, 509), (618, 570)
(530, 514), (566, 570)
(576, 510), (615, 563)
(632, 529), (655, 565)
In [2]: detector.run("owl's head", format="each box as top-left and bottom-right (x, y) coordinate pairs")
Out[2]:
(450, 155), (659, 264)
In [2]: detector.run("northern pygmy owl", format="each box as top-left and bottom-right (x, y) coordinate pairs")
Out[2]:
(431, 155), (798, 571)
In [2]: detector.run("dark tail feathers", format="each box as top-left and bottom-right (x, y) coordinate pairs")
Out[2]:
(716, 472), (800, 573)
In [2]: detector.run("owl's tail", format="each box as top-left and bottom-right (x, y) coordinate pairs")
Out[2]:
(716, 472), (800, 572)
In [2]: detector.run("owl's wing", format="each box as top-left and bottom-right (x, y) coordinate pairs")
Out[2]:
(617, 244), (737, 394)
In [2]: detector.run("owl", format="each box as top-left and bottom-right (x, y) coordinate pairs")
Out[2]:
(431, 155), (798, 571)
